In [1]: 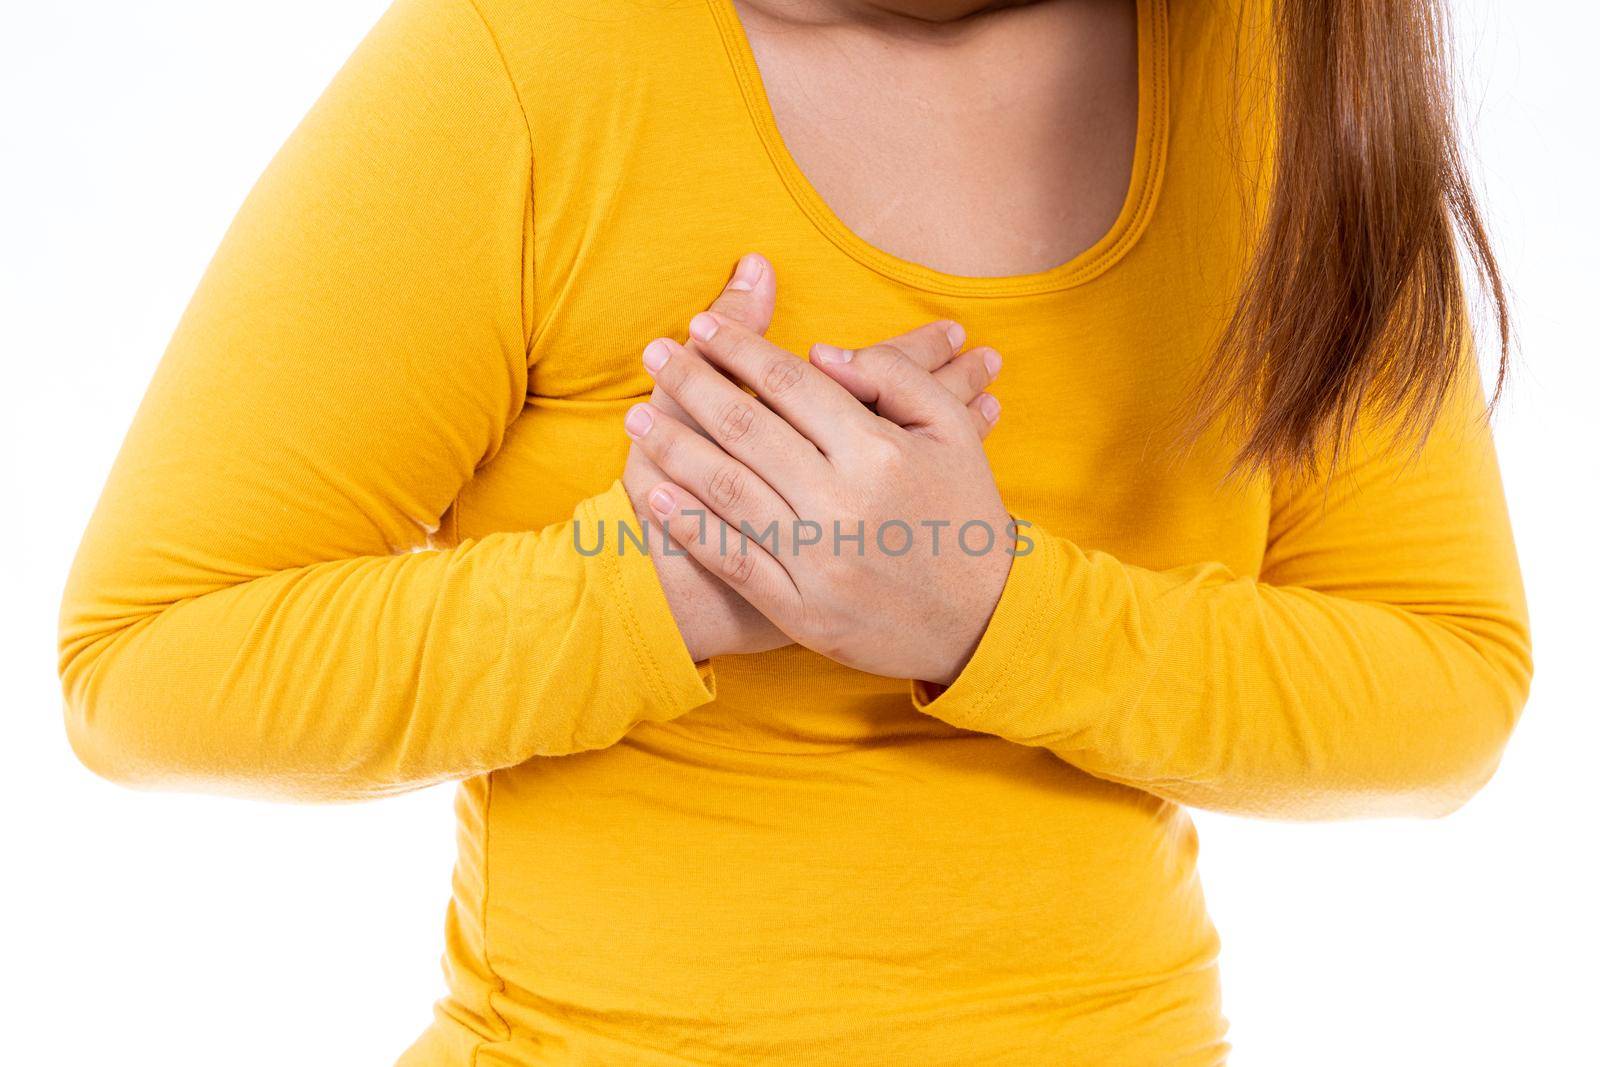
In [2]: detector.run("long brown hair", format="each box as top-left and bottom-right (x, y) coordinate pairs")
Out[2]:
(1192, 0), (1509, 476)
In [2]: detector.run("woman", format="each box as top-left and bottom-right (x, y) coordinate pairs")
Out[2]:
(59, 0), (1531, 1062)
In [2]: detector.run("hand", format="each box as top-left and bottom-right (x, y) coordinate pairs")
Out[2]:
(622, 254), (784, 662)
(622, 253), (1002, 664)
(623, 308), (1013, 685)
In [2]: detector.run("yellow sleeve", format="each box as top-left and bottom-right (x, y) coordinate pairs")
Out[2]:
(57, 0), (713, 801)
(914, 367), (1532, 818)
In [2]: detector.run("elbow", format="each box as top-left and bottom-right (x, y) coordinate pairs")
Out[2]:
(1265, 627), (1534, 822)
(58, 540), (218, 789)
(1410, 726), (1513, 820)
(59, 602), (411, 803)
(57, 532), (185, 789)
(63, 697), (136, 788)
(1401, 629), (1533, 819)
(58, 577), (182, 790)
(61, 562), (123, 784)
(59, 628), (153, 789)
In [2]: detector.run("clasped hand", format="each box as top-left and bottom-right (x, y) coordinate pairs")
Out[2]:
(622, 254), (1017, 686)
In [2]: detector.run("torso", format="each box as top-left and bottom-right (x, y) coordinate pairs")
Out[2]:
(403, 1), (1258, 1063)
(737, 0), (1139, 277)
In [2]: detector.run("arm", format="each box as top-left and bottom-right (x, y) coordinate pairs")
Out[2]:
(57, 0), (713, 801)
(913, 365), (1532, 818)
(618, 312), (1529, 819)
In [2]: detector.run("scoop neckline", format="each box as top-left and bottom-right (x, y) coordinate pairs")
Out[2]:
(705, 0), (1171, 299)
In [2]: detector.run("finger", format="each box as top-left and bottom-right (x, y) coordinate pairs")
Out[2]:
(643, 336), (826, 490)
(931, 346), (1002, 406)
(685, 311), (872, 455)
(807, 322), (969, 413)
(879, 319), (968, 373)
(647, 386), (694, 432)
(668, 252), (778, 438)
(643, 480), (799, 622)
(808, 339), (963, 432)
(625, 402), (797, 535)
(701, 252), (777, 337)
(625, 253), (775, 554)
(966, 392), (1002, 440)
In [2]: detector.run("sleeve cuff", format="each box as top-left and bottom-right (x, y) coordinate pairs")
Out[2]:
(910, 521), (1064, 732)
(580, 479), (716, 719)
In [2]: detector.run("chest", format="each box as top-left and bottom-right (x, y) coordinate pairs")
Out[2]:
(450, 0), (1266, 582)
(740, 0), (1140, 279)
(451, 278), (1268, 584)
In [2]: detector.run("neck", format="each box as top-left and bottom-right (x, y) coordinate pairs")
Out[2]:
(735, 0), (1051, 29)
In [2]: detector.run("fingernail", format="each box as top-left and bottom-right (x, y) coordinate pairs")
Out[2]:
(980, 394), (1001, 423)
(624, 404), (653, 439)
(726, 253), (764, 292)
(689, 313), (719, 344)
(648, 486), (675, 515)
(642, 339), (671, 373)
(945, 321), (966, 350)
(812, 343), (853, 365)
(983, 349), (1002, 376)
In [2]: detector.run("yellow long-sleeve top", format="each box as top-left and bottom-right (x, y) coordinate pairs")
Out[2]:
(59, 0), (1533, 1063)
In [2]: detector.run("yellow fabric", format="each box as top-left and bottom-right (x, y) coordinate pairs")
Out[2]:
(58, 0), (1532, 1063)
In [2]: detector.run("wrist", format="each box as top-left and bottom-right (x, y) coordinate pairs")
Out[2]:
(925, 539), (1013, 685)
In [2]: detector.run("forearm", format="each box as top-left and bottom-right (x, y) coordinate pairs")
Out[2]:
(60, 481), (714, 800)
(914, 527), (1532, 818)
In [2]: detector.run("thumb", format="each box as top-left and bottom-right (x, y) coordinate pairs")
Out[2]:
(702, 252), (776, 337)
(654, 253), (777, 430)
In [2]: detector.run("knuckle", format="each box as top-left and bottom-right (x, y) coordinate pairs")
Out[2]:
(721, 330), (757, 364)
(874, 349), (921, 390)
(860, 429), (904, 468)
(864, 342), (910, 368)
(709, 292), (756, 327)
(761, 356), (805, 398)
(813, 548), (851, 585)
(706, 465), (745, 509)
(720, 547), (757, 585)
(715, 399), (758, 444)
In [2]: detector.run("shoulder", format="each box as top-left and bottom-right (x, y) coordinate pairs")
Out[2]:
(467, 0), (717, 90)
(1162, 0), (1276, 164)
(459, 0), (739, 175)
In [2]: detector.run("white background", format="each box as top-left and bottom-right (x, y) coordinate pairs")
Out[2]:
(2, 2), (1595, 1063)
